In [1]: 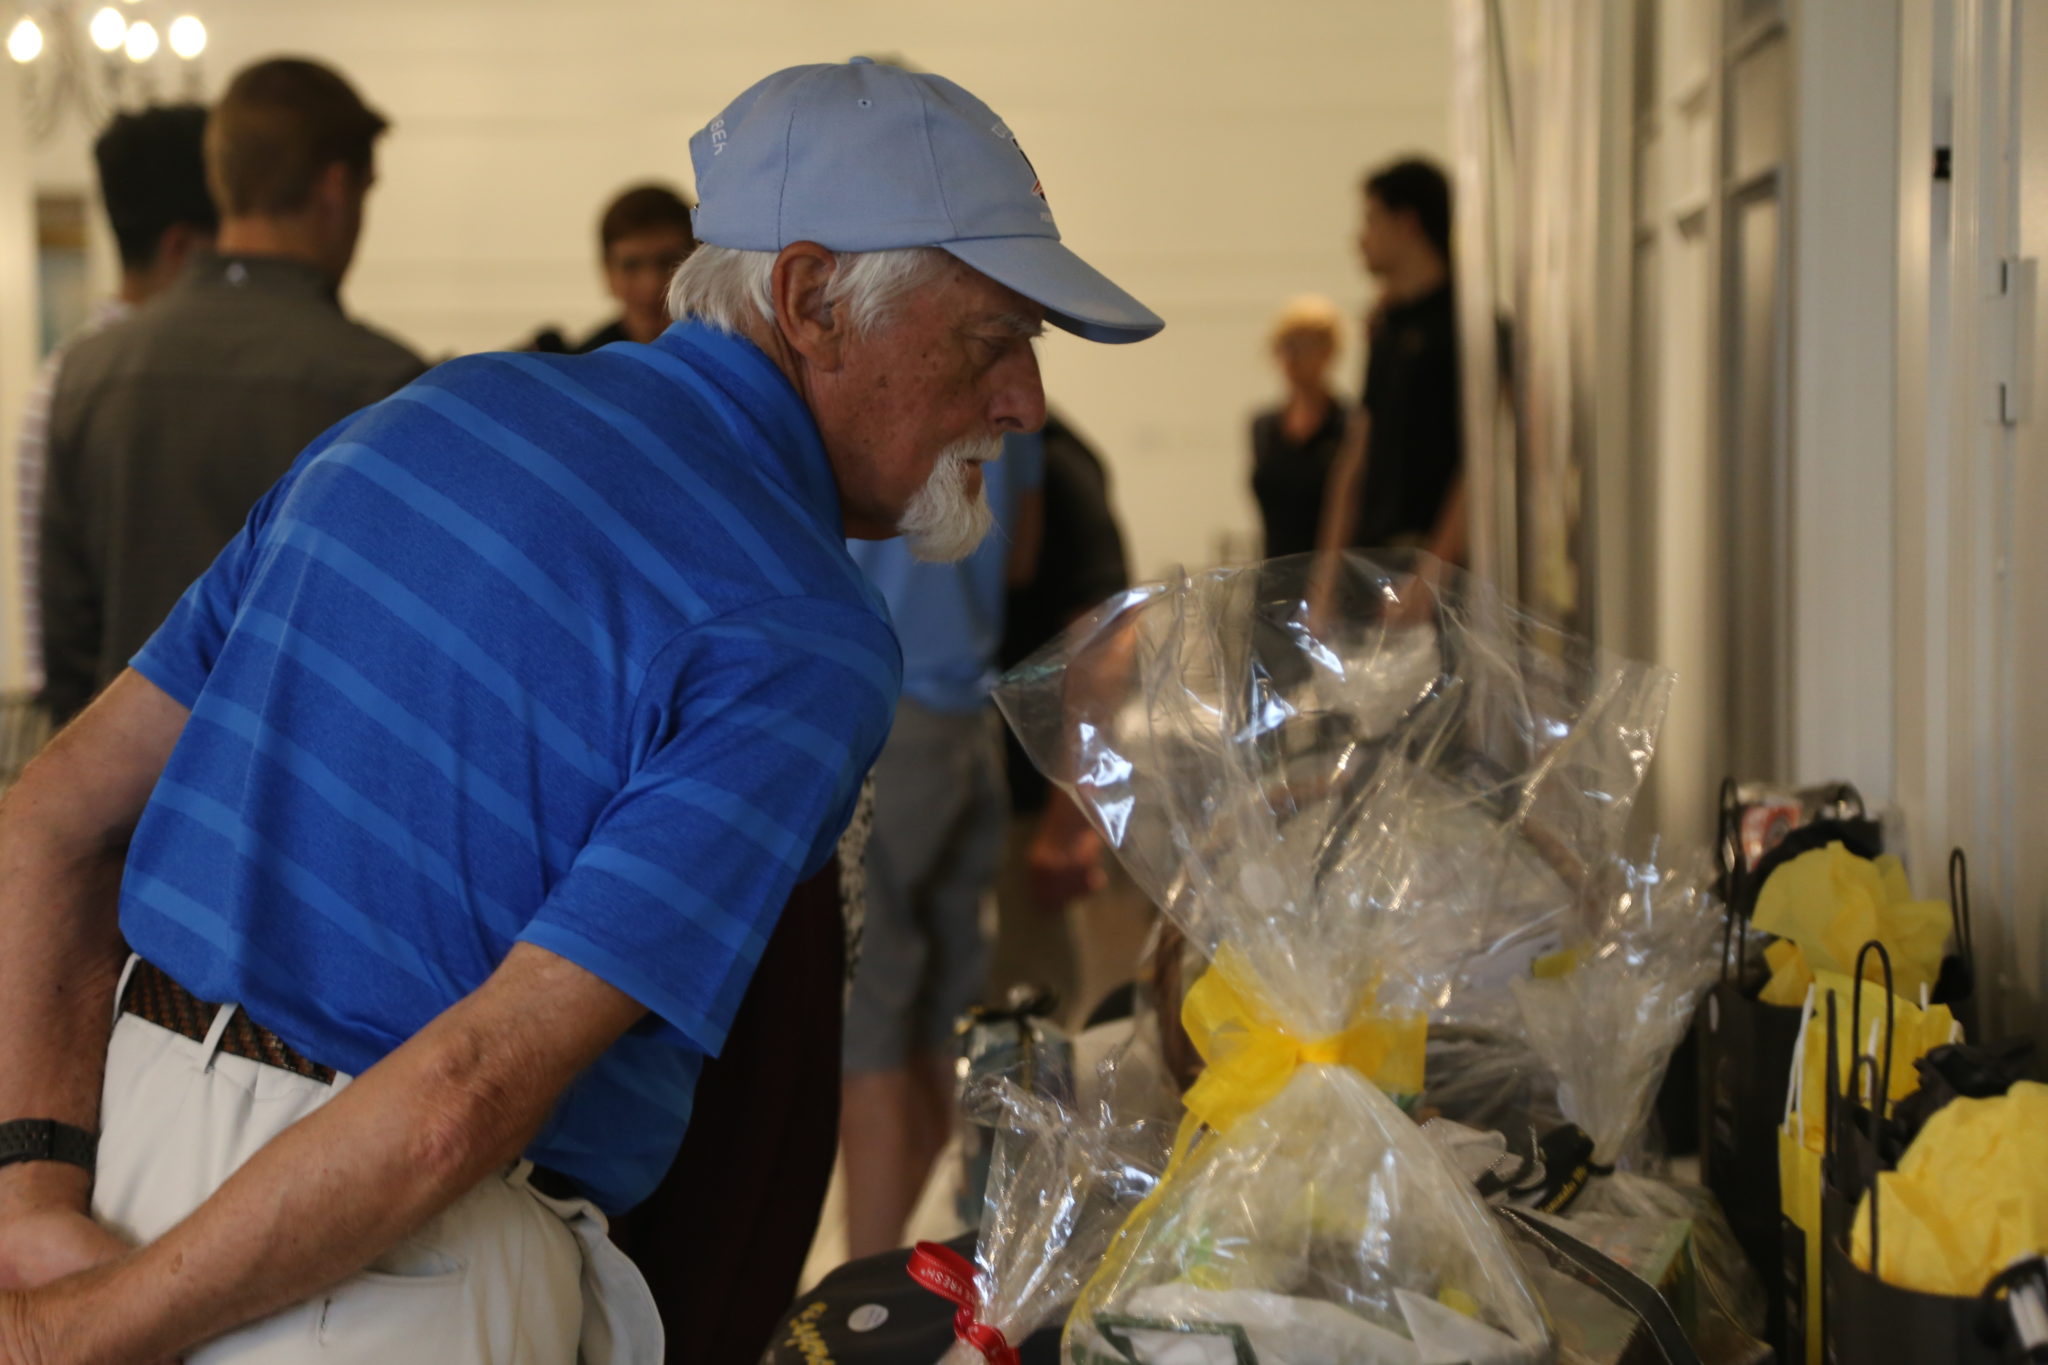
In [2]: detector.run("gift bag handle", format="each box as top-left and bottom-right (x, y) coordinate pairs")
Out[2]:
(1848, 940), (1898, 1118)
(1849, 1052), (1888, 1279)
(1950, 847), (1977, 970)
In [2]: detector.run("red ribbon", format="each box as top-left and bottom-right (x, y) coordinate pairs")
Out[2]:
(907, 1241), (1020, 1365)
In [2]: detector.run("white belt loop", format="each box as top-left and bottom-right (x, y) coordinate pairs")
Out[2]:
(110, 953), (143, 1026)
(198, 1003), (238, 1072)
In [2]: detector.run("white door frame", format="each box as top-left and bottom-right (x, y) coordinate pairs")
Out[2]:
(1897, 0), (2046, 1041)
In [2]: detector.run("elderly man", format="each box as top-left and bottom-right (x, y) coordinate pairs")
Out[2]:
(0, 57), (1158, 1364)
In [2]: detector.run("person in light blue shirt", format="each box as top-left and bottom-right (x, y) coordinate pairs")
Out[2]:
(0, 58), (1159, 1364)
(839, 429), (1044, 1258)
(848, 429), (1047, 712)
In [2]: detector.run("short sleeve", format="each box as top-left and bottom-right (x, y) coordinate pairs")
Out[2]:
(129, 418), (352, 707)
(518, 594), (900, 1055)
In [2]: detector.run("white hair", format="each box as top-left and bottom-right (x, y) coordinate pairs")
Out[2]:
(667, 243), (952, 339)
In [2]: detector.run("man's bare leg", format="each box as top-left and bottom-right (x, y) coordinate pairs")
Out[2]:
(841, 1068), (920, 1260)
(840, 1054), (955, 1260)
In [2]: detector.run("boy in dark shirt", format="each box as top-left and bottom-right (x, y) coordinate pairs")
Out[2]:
(1317, 157), (1465, 565)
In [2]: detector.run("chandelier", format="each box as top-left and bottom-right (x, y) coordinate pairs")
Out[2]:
(6, 0), (212, 142)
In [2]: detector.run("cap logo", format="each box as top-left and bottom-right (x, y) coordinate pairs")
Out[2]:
(991, 121), (1050, 208)
(709, 115), (728, 156)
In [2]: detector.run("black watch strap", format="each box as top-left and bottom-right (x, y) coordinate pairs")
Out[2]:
(0, 1119), (97, 1176)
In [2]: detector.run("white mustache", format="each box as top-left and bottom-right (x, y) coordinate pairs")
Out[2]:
(898, 435), (999, 563)
(946, 434), (1005, 466)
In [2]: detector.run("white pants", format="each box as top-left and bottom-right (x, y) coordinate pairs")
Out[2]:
(92, 983), (663, 1363)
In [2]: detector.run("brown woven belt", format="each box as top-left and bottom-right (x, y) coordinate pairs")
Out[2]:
(122, 959), (336, 1085)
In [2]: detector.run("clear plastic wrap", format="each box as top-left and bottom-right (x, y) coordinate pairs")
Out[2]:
(1569, 1176), (1770, 1360)
(1510, 854), (1722, 1166)
(995, 554), (1674, 1364)
(939, 1066), (1177, 1365)
(997, 554), (1670, 1042)
(1065, 1064), (1552, 1362)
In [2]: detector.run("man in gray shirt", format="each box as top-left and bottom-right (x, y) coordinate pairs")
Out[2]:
(39, 57), (424, 722)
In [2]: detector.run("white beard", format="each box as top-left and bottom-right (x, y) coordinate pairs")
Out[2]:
(898, 434), (999, 563)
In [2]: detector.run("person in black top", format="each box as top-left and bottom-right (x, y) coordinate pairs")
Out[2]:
(989, 411), (1130, 1013)
(1318, 157), (1466, 565)
(573, 183), (698, 352)
(1249, 295), (1347, 557)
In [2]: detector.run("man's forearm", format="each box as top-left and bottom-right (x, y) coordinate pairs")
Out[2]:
(0, 683), (178, 1217)
(0, 805), (125, 1124)
(1426, 471), (1469, 568)
(1313, 410), (1369, 557)
(1305, 412), (1369, 629)
(25, 944), (645, 1365)
(0, 846), (123, 1222)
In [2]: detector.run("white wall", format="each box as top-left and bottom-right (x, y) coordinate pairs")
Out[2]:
(1, 58), (40, 687)
(19, 0), (1453, 583)
(1785, 0), (1899, 806)
(1620, 0), (1727, 851)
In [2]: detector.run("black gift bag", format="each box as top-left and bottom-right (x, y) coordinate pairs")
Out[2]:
(1697, 973), (1804, 1351)
(1828, 1246), (2048, 1363)
(1696, 779), (1870, 1354)
(1813, 922), (2038, 1365)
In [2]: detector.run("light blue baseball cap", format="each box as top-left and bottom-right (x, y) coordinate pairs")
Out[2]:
(690, 58), (1163, 344)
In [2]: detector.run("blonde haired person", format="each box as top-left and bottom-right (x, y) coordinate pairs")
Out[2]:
(1250, 294), (1347, 557)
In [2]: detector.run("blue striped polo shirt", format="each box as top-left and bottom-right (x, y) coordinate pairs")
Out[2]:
(121, 321), (901, 1213)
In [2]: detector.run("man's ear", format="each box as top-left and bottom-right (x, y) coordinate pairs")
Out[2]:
(1398, 206), (1431, 251)
(153, 222), (209, 274)
(311, 161), (365, 219)
(770, 241), (849, 372)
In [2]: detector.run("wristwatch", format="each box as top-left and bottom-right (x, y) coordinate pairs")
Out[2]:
(0, 1120), (97, 1176)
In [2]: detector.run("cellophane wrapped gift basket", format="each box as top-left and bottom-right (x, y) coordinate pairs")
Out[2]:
(989, 553), (1677, 1365)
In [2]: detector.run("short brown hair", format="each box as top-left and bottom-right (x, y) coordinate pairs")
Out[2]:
(207, 58), (388, 216)
(599, 184), (696, 256)
(1363, 157), (1452, 261)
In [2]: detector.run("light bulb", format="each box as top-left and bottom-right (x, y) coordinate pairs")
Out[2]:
(6, 17), (43, 63)
(168, 15), (204, 59)
(88, 6), (126, 52)
(123, 18), (157, 61)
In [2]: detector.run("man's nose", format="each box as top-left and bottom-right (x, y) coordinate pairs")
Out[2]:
(990, 344), (1047, 434)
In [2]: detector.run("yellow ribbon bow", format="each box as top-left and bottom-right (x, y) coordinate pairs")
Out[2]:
(1179, 948), (1428, 1133)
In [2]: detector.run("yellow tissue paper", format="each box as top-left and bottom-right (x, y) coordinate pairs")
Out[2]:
(1760, 939), (1816, 1007)
(1851, 1081), (2048, 1296)
(1753, 844), (1950, 999)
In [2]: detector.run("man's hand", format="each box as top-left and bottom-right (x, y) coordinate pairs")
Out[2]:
(0, 1207), (129, 1292)
(1027, 794), (1106, 910)
(0, 1257), (167, 1365)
